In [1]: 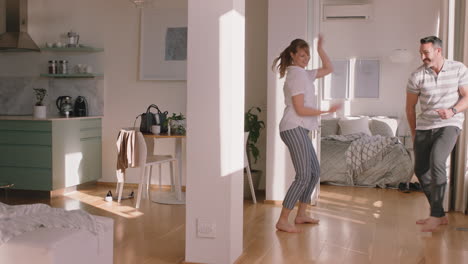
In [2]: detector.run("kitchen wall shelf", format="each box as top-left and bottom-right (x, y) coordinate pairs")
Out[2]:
(40, 73), (104, 78)
(40, 46), (104, 52)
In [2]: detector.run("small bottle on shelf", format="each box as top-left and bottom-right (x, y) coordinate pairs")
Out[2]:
(59, 60), (68, 74)
(48, 60), (57, 74)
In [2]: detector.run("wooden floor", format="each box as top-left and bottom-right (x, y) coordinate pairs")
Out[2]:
(2, 184), (468, 264)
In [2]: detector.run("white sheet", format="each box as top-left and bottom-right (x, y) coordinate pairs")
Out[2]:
(0, 202), (104, 245)
(0, 215), (114, 264)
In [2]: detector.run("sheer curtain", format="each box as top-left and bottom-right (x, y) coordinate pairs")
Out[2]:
(439, 0), (468, 214)
(453, 0), (468, 214)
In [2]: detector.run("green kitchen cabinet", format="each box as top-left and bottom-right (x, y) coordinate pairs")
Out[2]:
(0, 118), (102, 191)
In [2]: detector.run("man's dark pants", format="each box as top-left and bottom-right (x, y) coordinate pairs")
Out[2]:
(414, 126), (461, 217)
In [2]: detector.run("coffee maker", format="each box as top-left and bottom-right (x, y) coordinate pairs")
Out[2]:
(56, 96), (73, 117)
(74, 96), (88, 117)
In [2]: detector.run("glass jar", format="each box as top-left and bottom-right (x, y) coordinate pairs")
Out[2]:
(59, 60), (68, 74)
(48, 60), (57, 74)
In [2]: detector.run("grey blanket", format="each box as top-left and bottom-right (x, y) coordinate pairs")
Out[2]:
(320, 133), (413, 188)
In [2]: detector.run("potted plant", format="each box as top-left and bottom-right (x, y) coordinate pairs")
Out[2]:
(167, 112), (186, 135)
(33, 88), (47, 119)
(244, 107), (265, 198)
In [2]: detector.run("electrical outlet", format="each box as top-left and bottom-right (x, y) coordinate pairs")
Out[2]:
(197, 218), (216, 238)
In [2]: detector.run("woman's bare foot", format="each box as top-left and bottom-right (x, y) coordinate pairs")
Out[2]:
(295, 215), (319, 224)
(416, 216), (448, 225)
(421, 217), (446, 232)
(276, 221), (301, 233)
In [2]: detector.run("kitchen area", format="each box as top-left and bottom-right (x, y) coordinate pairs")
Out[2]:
(0, 0), (189, 195)
(0, 0), (104, 194)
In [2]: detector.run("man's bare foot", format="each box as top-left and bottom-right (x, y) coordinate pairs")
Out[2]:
(295, 215), (320, 224)
(416, 216), (448, 225)
(421, 217), (446, 232)
(416, 218), (427, 224)
(276, 221), (301, 233)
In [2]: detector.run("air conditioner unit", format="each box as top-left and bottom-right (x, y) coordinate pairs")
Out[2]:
(323, 4), (372, 21)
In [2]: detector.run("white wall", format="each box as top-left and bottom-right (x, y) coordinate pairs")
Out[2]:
(321, 0), (440, 117)
(266, 0), (309, 201)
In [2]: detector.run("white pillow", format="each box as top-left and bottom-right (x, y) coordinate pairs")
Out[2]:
(370, 117), (399, 137)
(321, 118), (340, 137)
(338, 117), (372, 136)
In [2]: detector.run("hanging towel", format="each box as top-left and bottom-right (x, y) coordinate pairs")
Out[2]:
(116, 129), (140, 174)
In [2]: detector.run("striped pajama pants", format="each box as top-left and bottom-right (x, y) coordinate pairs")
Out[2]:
(280, 126), (320, 209)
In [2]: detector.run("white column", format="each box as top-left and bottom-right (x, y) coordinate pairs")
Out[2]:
(266, 0), (309, 201)
(186, 0), (245, 263)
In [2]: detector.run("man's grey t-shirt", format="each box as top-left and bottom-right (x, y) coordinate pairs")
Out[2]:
(407, 60), (468, 130)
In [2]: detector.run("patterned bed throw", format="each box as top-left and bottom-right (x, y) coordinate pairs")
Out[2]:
(321, 133), (413, 187)
(328, 133), (399, 175)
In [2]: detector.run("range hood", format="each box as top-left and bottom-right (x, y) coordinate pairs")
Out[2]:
(0, 0), (40, 52)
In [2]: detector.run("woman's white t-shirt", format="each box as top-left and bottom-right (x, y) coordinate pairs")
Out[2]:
(279, 66), (318, 132)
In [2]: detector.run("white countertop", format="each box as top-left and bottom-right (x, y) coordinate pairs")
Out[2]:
(0, 115), (103, 121)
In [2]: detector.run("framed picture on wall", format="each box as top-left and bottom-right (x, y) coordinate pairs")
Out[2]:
(139, 7), (188, 80)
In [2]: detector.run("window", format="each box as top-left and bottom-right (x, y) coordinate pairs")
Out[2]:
(323, 58), (379, 99)
(323, 59), (349, 99)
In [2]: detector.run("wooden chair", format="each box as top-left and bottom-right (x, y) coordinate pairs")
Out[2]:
(116, 129), (178, 209)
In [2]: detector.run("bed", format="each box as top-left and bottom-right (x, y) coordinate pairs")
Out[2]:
(320, 116), (414, 188)
(0, 202), (114, 264)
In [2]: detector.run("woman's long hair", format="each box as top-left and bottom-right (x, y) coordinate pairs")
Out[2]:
(271, 39), (310, 78)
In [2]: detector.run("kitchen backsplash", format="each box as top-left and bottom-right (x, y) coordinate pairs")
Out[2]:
(0, 77), (104, 116)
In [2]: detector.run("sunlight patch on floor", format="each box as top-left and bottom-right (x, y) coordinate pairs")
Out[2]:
(312, 208), (368, 225)
(319, 191), (353, 201)
(318, 198), (374, 211)
(352, 197), (369, 204)
(65, 191), (144, 218)
(373, 200), (383, 207)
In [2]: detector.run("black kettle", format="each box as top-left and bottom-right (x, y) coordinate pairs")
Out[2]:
(56, 96), (73, 117)
(74, 96), (88, 117)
